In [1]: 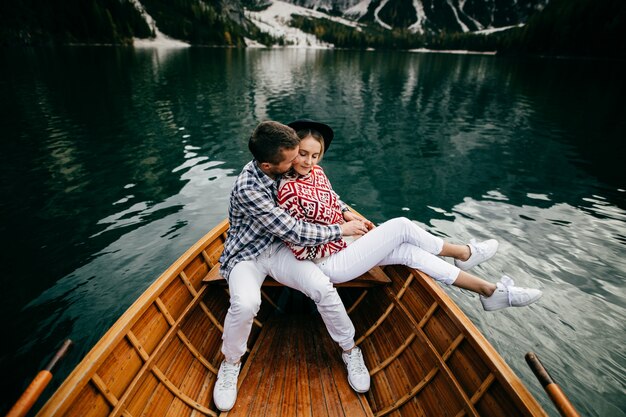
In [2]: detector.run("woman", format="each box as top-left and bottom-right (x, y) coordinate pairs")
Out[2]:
(277, 119), (542, 311)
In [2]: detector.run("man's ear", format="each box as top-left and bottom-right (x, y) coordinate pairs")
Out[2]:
(259, 161), (272, 171)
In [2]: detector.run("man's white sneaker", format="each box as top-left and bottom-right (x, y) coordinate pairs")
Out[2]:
(480, 276), (543, 311)
(454, 238), (499, 271)
(342, 347), (370, 393)
(213, 360), (241, 411)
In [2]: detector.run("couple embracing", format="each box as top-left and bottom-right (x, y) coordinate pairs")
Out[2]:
(213, 119), (543, 412)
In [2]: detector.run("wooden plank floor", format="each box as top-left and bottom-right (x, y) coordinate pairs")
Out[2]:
(223, 314), (374, 417)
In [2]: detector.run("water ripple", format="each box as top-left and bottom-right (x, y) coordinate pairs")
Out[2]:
(427, 192), (626, 416)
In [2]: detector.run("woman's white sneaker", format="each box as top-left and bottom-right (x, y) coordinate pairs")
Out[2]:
(342, 347), (370, 393)
(454, 239), (499, 271)
(480, 276), (543, 311)
(213, 360), (241, 411)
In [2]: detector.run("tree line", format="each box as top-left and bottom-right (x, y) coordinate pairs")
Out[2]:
(0, 0), (152, 45)
(290, 0), (626, 58)
(1, 0), (623, 58)
(0, 0), (257, 46)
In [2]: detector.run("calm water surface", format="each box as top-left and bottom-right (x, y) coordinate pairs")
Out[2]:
(0, 47), (624, 416)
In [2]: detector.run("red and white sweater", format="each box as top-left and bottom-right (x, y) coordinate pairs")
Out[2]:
(277, 166), (347, 260)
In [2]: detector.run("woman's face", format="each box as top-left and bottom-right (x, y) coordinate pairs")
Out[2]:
(293, 135), (322, 176)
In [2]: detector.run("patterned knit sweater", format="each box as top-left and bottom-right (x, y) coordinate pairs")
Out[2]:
(277, 166), (347, 260)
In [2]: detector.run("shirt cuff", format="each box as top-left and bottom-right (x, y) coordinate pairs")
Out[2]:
(331, 224), (343, 239)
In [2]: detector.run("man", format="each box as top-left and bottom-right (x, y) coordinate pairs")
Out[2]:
(213, 121), (370, 412)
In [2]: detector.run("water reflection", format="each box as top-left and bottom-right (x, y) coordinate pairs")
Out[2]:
(0, 47), (624, 416)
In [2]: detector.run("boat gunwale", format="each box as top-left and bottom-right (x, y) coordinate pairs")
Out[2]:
(36, 219), (229, 417)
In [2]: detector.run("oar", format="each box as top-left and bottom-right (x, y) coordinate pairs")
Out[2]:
(525, 352), (581, 417)
(6, 339), (73, 417)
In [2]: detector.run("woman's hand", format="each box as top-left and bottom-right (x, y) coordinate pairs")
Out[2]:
(343, 210), (375, 230)
(340, 220), (369, 236)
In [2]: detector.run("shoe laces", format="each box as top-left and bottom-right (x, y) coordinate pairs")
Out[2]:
(469, 238), (487, 257)
(217, 362), (239, 390)
(346, 348), (368, 376)
(500, 275), (515, 306)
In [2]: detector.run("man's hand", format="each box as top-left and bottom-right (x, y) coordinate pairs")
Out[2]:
(343, 210), (375, 231)
(340, 220), (369, 236)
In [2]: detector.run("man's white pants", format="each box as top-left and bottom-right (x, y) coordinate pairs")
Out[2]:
(318, 217), (461, 285)
(221, 242), (356, 363)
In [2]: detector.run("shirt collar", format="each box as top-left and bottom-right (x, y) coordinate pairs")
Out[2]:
(251, 160), (279, 189)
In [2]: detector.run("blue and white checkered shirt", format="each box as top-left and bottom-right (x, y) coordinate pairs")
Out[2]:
(219, 160), (343, 279)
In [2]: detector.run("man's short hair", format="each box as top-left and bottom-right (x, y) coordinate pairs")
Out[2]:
(249, 121), (300, 164)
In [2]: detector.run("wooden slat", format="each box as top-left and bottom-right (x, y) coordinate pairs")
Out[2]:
(454, 374), (497, 417)
(151, 367), (217, 417)
(369, 333), (417, 376)
(155, 297), (176, 327)
(90, 374), (119, 408)
(355, 303), (395, 346)
(180, 271), (198, 297)
(295, 318), (313, 417)
(127, 331), (150, 362)
(346, 290), (369, 314)
(198, 301), (225, 333)
(176, 330), (219, 375)
(374, 367), (439, 417)
(279, 319), (298, 416)
(264, 320), (293, 416)
(354, 280), (413, 347)
(260, 289), (283, 313)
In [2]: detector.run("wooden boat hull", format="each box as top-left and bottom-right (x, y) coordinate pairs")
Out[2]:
(37, 219), (548, 417)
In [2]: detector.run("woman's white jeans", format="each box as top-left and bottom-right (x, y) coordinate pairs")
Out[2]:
(318, 217), (460, 285)
(222, 242), (355, 363)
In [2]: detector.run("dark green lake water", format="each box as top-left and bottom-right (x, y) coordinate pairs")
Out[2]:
(0, 47), (624, 416)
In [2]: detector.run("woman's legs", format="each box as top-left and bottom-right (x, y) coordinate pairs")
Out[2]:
(439, 241), (471, 261)
(374, 243), (459, 284)
(319, 217), (459, 284)
(376, 242), (497, 295)
(319, 217), (497, 297)
(319, 216), (540, 310)
(451, 271), (497, 296)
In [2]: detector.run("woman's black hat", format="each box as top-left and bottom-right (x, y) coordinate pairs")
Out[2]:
(287, 119), (334, 151)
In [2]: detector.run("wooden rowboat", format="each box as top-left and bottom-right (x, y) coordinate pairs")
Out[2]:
(34, 219), (551, 417)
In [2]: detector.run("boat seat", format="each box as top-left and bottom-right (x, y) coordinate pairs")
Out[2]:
(224, 315), (374, 417)
(203, 262), (391, 287)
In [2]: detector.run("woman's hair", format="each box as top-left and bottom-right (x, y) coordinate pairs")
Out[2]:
(296, 129), (325, 162)
(249, 121), (300, 164)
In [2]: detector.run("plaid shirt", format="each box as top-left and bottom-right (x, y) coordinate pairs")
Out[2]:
(219, 160), (343, 279)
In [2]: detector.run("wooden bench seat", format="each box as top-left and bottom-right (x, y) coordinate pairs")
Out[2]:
(223, 315), (374, 417)
(203, 262), (391, 287)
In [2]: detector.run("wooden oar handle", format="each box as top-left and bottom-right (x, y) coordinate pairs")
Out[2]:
(525, 352), (581, 417)
(6, 340), (73, 417)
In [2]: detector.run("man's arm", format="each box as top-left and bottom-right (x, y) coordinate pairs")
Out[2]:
(236, 185), (342, 246)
